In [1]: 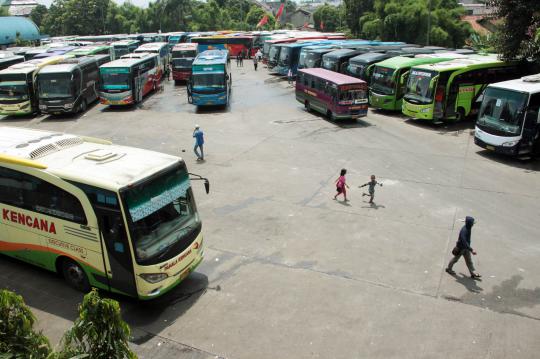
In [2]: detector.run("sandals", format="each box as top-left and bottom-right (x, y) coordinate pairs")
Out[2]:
(471, 273), (482, 279)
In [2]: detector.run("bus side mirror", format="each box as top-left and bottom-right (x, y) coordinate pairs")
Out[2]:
(204, 179), (210, 194)
(429, 75), (439, 88)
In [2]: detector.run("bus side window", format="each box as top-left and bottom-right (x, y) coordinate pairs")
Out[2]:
(525, 94), (540, 129)
(303, 73), (309, 87)
(0, 167), (87, 224)
(73, 70), (81, 92)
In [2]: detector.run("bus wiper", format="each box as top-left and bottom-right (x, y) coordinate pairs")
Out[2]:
(155, 224), (195, 262)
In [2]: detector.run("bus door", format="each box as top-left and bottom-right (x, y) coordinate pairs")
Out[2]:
(94, 202), (137, 297)
(397, 69), (410, 101)
(134, 70), (144, 103)
(523, 94), (540, 151)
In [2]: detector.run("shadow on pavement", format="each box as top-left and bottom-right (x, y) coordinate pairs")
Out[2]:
(0, 113), (41, 123)
(0, 254), (208, 345)
(475, 149), (540, 172)
(404, 117), (475, 135)
(41, 101), (100, 122)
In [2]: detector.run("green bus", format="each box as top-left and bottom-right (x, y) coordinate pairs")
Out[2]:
(402, 54), (522, 121)
(369, 55), (459, 111)
(68, 45), (111, 58)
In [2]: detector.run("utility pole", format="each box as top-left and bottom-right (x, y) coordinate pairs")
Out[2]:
(427, 0), (431, 45)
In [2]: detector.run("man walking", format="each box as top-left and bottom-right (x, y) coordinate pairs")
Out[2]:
(193, 125), (205, 161)
(288, 68), (293, 85)
(446, 216), (482, 279)
(253, 55), (258, 71)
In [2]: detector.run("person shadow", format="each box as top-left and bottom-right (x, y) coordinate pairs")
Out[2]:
(361, 201), (386, 209)
(452, 273), (484, 293)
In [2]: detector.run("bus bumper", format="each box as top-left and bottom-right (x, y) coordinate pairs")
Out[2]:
(99, 92), (134, 106)
(474, 128), (522, 156)
(137, 234), (205, 300)
(402, 102), (434, 120)
(0, 101), (32, 116)
(173, 71), (191, 81)
(193, 93), (227, 106)
(369, 92), (398, 111)
(39, 103), (76, 115)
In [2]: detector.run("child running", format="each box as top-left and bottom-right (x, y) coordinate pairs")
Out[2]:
(359, 175), (383, 203)
(333, 169), (350, 201)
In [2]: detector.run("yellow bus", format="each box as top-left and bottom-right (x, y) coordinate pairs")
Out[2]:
(0, 127), (208, 299)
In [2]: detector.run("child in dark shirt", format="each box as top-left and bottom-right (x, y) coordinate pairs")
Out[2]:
(359, 175), (382, 203)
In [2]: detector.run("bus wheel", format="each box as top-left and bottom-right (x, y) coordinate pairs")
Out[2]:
(62, 259), (90, 292)
(327, 110), (335, 121)
(305, 101), (310, 112)
(79, 100), (87, 113)
(455, 108), (465, 122)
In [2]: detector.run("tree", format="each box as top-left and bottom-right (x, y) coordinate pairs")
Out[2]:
(344, 0), (374, 36)
(30, 5), (48, 30)
(0, 289), (52, 358)
(313, 5), (340, 32)
(245, 5), (275, 30)
(0, 5), (9, 16)
(57, 289), (136, 359)
(488, 0), (540, 61)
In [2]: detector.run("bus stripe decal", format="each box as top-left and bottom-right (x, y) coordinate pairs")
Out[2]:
(0, 240), (104, 274)
(64, 227), (98, 242)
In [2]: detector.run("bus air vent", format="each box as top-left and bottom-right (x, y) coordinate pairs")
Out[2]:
(29, 144), (58, 159)
(28, 136), (83, 159)
(84, 149), (117, 161)
(522, 74), (540, 83)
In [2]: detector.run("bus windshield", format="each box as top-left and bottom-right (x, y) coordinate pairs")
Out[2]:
(192, 73), (225, 93)
(100, 68), (131, 90)
(113, 47), (130, 59)
(304, 52), (323, 68)
(123, 165), (200, 263)
(477, 87), (528, 136)
(347, 62), (365, 78)
(323, 57), (338, 72)
(39, 73), (73, 98)
(172, 58), (193, 69)
(404, 69), (437, 104)
(279, 47), (291, 66)
(0, 75), (28, 103)
(268, 46), (280, 62)
(339, 86), (367, 105)
(371, 66), (396, 95)
(172, 50), (197, 58)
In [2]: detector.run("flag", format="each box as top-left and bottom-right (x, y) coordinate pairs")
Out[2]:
(303, 22), (309, 29)
(257, 15), (269, 28)
(320, 20), (324, 30)
(275, 3), (285, 21)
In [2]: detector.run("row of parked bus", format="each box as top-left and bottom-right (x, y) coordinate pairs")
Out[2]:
(259, 37), (540, 158)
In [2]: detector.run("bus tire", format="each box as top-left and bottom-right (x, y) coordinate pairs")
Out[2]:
(327, 110), (335, 121)
(61, 258), (90, 293)
(79, 100), (87, 114)
(305, 101), (310, 112)
(455, 108), (465, 122)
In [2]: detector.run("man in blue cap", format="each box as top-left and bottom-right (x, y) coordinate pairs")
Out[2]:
(193, 125), (205, 161)
(446, 216), (482, 279)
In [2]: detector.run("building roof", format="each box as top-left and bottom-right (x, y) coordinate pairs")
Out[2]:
(0, 16), (40, 45)
(299, 68), (366, 85)
(1, 0), (38, 16)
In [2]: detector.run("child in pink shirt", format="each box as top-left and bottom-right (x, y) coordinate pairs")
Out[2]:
(333, 169), (349, 201)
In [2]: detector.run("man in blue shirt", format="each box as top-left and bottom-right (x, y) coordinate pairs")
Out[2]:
(193, 125), (205, 161)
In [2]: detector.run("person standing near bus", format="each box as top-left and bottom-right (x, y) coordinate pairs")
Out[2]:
(240, 55), (243, 67)
(193, 125), (205, 161)
(446, 216), (482, 279)
(253, 56), (258, 71)
(288, 68), (293, 85)
(256, 49), (262, 61)
(359, 175), (382, 204)
(333, 169), (349, 202)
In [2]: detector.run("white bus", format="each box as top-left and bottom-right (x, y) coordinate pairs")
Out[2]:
(475, 74), (540, 157)
(0, 127), (209, 299)
(134, 42), (170, 79)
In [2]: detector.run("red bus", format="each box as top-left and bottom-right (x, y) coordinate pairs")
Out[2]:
(190, 36), (253, 58)
(296, 68), (368, 120)
(171, 43), (198, 82)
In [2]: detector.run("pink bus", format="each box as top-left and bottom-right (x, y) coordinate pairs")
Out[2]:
(296, 68), (368, 120)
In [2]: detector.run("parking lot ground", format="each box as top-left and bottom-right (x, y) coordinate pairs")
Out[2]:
(1, 63), (540, 358)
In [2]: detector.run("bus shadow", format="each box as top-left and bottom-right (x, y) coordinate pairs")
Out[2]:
(195, 104), (230, 114)
(0, 254), (208, 345)
(100, 90), (162, 113)
(41, 102), (100, 122)
(404, 117), (475, 135)
(308, 109), (372, 129)
(370, 108), (408, 120)
(476, 149), (540, 172)
(0, 113), (40, 123)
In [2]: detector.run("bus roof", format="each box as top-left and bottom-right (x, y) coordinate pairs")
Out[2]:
(193, 50), (228, 65)
(134, 42), (168, 52)
(0, 56), (66, 75)
(487, 74), (540, 94)
(111, 40), (140, 46)
(373, 55), (457, 70)
(172, 43), (198, 51)
(412, 54), (505, 72)
(0, 127), (181, 191)
(38, 57), (99, 74)
(323, 48), (367, 59)
(299, 68), (366, 86)
(100, 53), (158, 68)
(120, 52), (154, 59)
(68, 45), (110, 55)
(349, 52), (391, 64)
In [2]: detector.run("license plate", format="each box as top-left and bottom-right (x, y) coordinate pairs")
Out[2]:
(486, 145), (495, 151)
(54, 112), (61, 115)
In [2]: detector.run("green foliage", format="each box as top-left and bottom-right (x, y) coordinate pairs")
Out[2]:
(488, 0), (540, 61)
(360, 0), (472, 47)
(245, 5), (275, 30)
(0, 6), (9, 16)
(56, 289), (136, 359)
(0, 289), (52, 359)
(344, 0), (374, 36)
(30, 5), (48, 29)
(313, 5), (340, 32)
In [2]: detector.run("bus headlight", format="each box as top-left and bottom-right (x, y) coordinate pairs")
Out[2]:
(421, 108), (430, 113)
(64, 103), (73, 109)
(140, 273), (168, 283)
(39, 104), (47, 110)
(502, 141), (518, 147)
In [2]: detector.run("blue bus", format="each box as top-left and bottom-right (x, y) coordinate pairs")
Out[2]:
(188, 50), (231, 107)
(274, 41), (332, 76)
